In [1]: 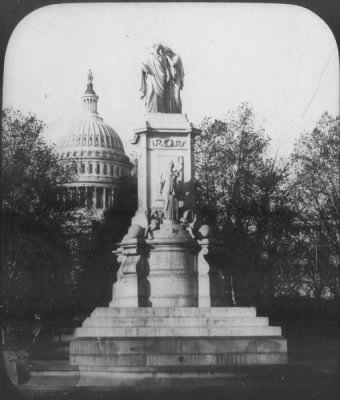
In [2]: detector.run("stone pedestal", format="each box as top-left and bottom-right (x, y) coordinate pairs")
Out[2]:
(70, 113), (287, 386)
(146, 222), (198, 307)
(110, 222), (199, 308)
(130, 113), (200, 228)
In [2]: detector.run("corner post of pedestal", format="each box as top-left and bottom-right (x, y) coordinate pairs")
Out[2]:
(110, 238), (145, 307)
(197, 238), (211, 307)
(130, 129), (149, 228)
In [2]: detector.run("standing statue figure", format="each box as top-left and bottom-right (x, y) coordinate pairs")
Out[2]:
(163, 46), (184, 113)
(160, 159), (183, 222)
(140, 43), (170, 113)
(88, 69), (93, 82)
(140, 43), (184, 114)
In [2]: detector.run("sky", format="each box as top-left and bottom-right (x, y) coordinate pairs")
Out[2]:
(2, 3), (339, 158)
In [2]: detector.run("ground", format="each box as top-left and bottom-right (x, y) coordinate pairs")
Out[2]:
(2, 316), (339, 400)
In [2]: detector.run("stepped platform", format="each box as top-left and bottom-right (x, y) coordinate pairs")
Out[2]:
(70, 307), (287, 386)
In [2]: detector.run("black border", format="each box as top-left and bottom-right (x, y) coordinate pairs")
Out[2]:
(0, 1), (339, 398)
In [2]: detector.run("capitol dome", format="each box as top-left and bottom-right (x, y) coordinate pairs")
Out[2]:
(58, 117), (125, 153)
(57, 70), (132, 217)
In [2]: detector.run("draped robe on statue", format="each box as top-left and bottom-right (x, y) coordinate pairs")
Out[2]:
(140, 51), (170, 113)
(166, 54), (184, 113)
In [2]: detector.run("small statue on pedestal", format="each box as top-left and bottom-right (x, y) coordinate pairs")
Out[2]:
(180, 209), (198, 238)
(160, 159), (183, 222)
(144, 210), (161, 239)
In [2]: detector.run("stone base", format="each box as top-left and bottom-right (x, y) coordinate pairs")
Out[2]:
(70, 307), (287, 385)
(134, 113), (199, 135)
(71, 336), (287, 366)
(111, 223), (201, 308)
(74, 362), (288, 387)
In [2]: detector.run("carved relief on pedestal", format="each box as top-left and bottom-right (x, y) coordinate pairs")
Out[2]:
(159, 157), (184, 222)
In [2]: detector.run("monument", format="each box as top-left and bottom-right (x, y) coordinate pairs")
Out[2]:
(70, 44), (287, 386)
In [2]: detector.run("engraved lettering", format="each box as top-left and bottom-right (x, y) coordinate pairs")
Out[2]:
(151, 138), (186, 148)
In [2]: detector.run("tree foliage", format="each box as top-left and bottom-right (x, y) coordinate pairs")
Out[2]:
(2, 105), (338, 319)
(194, 106), (339, 302)
(0, 215), (73, 318)
(1, 108), (72, 218)
(194, 103), (293, 302)
(1, 109), (74, 319)
(291, 112), (339, 249)
(288, 112), (340, 298)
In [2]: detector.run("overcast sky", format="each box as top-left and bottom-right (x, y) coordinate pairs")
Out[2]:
(3, 3), (339, 158)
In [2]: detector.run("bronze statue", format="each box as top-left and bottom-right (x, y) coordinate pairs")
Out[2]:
(87, 69), (93, 82)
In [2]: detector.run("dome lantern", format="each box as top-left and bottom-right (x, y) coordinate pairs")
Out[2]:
(82, 69), (99, 114)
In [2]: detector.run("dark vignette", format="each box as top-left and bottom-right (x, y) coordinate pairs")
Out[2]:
(0, 0), (339, 399)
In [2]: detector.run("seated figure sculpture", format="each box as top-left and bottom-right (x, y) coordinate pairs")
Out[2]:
(180, 210), (198, 238)
(144, 210), (161, 239)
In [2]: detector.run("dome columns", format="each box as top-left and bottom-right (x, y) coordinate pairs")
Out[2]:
(59, 185), (116, 213)
(82, 95), (99, 114)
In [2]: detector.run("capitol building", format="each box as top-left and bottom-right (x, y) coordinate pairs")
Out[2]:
(56, 71), (132, 218)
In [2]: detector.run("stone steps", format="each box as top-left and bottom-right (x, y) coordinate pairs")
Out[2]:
(72, 352), (287, 367)
(28, 360), (78, 372)
(71, 336), (287, 369)
(91, 307), (257, 318)
(70, 336), (287, 355)
(74, 325), (281, 337)
(70, 336), (287, 369)
(82, 316), (269, 327)
(70, 307), (286, 373)
(24, 358), (333, 389)
(75, 307), (281, 337)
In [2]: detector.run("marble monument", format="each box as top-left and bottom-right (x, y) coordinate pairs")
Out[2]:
(70, 44), (287, 386)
